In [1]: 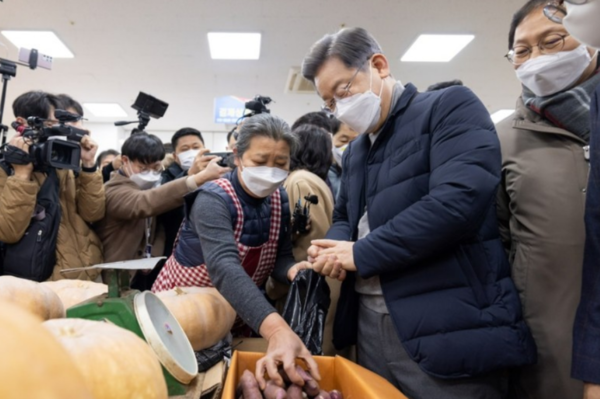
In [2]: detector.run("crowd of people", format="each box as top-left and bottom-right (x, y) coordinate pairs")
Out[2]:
(1, 0), (599, 398)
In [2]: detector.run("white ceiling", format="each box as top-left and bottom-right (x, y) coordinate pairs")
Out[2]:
(0, 0), (525, 133)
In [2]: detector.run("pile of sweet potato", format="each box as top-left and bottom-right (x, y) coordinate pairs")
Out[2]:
(236, 366), (343, 399)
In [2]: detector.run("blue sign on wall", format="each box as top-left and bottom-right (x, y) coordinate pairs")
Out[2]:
(214, 96), (248, 124)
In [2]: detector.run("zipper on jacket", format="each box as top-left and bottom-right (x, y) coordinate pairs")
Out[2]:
(37, 230), (42, 242)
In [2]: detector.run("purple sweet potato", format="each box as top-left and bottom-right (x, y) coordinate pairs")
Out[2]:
(295, 366), (320, 397)
(264, 380), (288, 399)
(316, 390), (331, 399)
(287, 384), (304, 399)
(237, 370), (262, 399)
(329, 390), (344, 399)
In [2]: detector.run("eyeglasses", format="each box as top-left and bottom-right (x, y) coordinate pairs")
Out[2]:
(505, 33), (570, 65)
(544, 0), (588, 23)
(132, 161), (164, 174)
(322, 59), (369, 113)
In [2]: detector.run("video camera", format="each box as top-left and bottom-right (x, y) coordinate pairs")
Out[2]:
(244, 95), (272, 117)
(292, 193), (319, 235)
(2, 109), (87, 172)
(115, 92), (168, 135)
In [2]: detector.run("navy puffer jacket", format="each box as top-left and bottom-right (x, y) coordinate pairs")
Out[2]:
(330, 83), (537, 378)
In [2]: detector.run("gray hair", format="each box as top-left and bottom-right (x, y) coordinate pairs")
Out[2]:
(236, 113), (297, 157)
(301, 27), (383, 84)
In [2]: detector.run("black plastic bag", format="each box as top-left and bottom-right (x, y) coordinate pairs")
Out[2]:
(282, 269), (331, 355)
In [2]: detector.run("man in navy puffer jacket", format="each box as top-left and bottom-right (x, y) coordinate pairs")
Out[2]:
(303, 27), (537, 399)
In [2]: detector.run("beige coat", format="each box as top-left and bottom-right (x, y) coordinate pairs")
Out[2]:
(496, 98), (587, 399)
(0, 168), (105, 281)
(96, 173), (194, 264)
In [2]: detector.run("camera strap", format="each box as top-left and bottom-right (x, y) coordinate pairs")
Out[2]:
(144, 217), (153, 258)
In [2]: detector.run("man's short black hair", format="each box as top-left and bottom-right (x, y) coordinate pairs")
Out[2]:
(292, 111), (335, 133)
(57, 94), (84, 116)
(121, 133), (165, 164)
(171, 127), (204, 151)
(508, 0), (548, 50)
(12, 91), (62, 120)
(96, 149), (119, 167)
(290, 124), (332, 181)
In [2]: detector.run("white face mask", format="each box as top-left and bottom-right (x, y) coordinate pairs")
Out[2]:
(240, 164), (288, 198)
(177, 149), (200, 171)
(126, 163), (162, 190)
(564, 1), (600, 50)
(516, 44), (593, 97)
(332, 144), (348, 166)
(334, 64), (384, 134)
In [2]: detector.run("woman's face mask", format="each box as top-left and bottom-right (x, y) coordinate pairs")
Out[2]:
(239, 162), (288, 198)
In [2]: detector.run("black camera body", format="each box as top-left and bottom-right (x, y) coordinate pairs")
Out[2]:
(3, 109), (87, 172)
(244, 95), (272, 117)
(292, 194), (319, 235)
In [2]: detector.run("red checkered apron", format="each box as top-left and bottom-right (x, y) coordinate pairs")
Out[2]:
(152, 178), (282, 294)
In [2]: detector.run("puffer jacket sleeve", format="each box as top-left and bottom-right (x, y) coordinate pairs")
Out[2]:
(354, 86), (502, 278)
(76, 170), (106, 223)
(0, 168), (39, 243)
(326, 152), (352, 241)
(496, 172), (512, 254)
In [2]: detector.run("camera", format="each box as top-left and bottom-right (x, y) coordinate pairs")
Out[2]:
(292, 194), (319, 235)
(115, 92), (169, 134)
(244, 95), (272, 117)
(206, 152), (234, 168)
(2, 109), (87, 172)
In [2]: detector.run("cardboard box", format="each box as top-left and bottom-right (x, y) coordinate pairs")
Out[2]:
(222, 351), (408, 399)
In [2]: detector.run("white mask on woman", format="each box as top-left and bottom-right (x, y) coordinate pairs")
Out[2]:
(241, 164), (288, 198)
(334, 64), (384, 134)
(516, 44), (593, 97)
(177, 149), (200, 171)
(564, 1), (600, 50)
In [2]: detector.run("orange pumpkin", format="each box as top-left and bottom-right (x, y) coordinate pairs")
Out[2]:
(0, 276), (64, 319)
(156, 287), (236, 351)
(41, 280), (108, 309)
(44, 318), (168, 399)
(0, 300), (93, 399)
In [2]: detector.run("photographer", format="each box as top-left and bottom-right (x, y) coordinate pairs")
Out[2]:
(95, 133), (226, 267)
(0, 91), (105, 281)
(159, 127), (212, 258)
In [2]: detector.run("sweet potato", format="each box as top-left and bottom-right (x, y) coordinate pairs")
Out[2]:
(329, 390), (344, 399)
(237, 370), (262, 399)
(264, 380), (288, 399)
(287, 384), (304, 399)
(295, 366), (320, 397)
(316, 390), (331, 399)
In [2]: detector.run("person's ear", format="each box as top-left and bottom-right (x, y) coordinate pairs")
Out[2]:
(371, 53), (391, 79)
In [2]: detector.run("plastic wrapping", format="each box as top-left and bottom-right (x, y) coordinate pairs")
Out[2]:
(282, 269), (331, 355)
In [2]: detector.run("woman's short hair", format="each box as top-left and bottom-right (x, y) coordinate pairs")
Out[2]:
(236, 113), (297, 157)
(290, 124), (332, 181)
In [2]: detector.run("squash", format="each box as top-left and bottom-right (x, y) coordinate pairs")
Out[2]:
(0, 300), (93, 399)
(44, 318), (168, 399)
(156, 286), (236, 351)
(0, 276), (65, 319)
(41, 280), (108, 309)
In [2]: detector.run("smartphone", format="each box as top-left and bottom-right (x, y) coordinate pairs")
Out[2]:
(206, 152), (234, 168)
